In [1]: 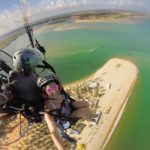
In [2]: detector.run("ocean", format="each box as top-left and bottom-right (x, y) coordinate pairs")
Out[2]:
(4, 17), (150, 150)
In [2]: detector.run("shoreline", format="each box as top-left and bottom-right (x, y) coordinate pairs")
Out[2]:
(64, 72), (95, 88)
(75, 18), (136, 24)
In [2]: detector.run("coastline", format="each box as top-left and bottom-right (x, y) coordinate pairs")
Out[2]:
(75, 18), (136, 24)
(64, 72), (94, 88)
(64, 58), (138, 150)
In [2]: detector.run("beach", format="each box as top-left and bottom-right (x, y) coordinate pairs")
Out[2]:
(75, 18), (136, 24)
(65, 58), (138, 150)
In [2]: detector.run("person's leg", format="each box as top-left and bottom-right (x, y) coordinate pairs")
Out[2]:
(69, 107), (91, 119)
(71, 101), (89, 109)
(70, 101), (92, 120)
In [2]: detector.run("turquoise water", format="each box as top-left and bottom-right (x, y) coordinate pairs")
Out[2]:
(5, 17), (150, 150)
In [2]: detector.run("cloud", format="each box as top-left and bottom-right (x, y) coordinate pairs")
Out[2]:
(108, 0), (144, 8)
(0, 9), (23, 35)
(108, 0), (134, 5)
(37, 0), (94, 10)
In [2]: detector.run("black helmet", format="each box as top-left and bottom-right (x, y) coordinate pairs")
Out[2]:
(37, 73), (61, 90)
(13, 48), (43, 75)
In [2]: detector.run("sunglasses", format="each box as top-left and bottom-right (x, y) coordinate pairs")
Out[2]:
(47, 84), (59, 94)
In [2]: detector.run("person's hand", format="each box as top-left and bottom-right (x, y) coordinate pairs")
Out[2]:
(44, 100), (56, 112)
(44, 100), (51, 112)
(44, 100), (60, 112)
(3, 80), (17, 100)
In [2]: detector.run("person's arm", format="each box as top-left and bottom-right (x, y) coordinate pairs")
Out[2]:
(3, 80), (17, 101)
(44, 113), (65, 150)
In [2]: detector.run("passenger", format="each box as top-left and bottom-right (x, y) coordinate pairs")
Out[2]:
(37, 74), (91, 150)
(37, 74), (91, 120)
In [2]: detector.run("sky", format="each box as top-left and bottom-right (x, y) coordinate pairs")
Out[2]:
(0, 0), (150, 36)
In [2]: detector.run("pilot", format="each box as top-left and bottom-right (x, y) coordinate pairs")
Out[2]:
(37, 73), (91, 150)
(3, 48), (44, 122)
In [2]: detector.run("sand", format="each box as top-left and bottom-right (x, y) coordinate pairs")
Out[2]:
(65, 58), (138, 150)
(74, 17), (139, 24)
